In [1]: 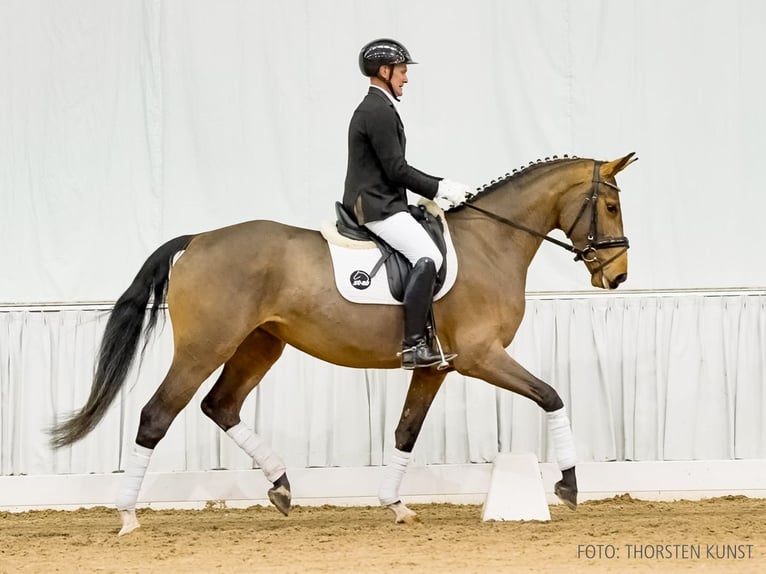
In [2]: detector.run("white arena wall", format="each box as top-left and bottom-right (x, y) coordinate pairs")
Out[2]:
(3, 461), (766, 512)
(2, 1), (766, 509)
(1, 290), (765, 509)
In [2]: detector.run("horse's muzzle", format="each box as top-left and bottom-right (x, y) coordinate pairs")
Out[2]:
(595, 271), (628, 290)
(609, 272), (628, 289)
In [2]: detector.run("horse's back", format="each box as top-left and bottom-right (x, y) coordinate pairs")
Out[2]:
(182, 219), (325, 266)
(193, 218), (320, 247)
(168, 219), (330, 309)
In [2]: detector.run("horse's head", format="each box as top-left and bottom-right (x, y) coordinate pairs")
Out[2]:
(560, 153), (637, 289)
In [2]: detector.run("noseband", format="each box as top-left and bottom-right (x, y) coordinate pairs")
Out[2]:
(564, 161), (630, 267)
(462, 161), (630, 271)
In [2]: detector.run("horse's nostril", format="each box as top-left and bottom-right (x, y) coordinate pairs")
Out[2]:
(612, 273), (628, 287)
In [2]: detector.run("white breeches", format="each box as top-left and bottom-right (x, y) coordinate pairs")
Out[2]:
(365, 211), (443, 269)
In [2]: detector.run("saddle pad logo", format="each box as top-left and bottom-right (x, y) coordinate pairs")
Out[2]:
(350, 270), (371, 290)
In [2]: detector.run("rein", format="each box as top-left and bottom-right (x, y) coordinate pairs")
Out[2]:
(462, 203), (584, 256)
(462, 161), (630, 270)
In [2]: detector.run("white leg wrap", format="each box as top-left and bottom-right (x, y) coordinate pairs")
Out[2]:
(547, 407), (577, 470)
(115, 444), (153, 511)
(226, 422), (286, 483)
(378, 448), (412, 506)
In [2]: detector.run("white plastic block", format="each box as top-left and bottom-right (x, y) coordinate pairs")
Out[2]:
(482, 453), (551, 521)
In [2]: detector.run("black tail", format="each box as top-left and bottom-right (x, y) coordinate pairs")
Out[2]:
(49, 234), (194, 448)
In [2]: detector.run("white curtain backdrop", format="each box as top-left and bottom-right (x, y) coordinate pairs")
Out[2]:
(2, 293), (764, 476)
(2, 1), (766, 477)
(2, 0), (766, 303)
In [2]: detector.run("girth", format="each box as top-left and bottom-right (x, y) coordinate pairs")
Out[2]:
(334, 202), (447, 302)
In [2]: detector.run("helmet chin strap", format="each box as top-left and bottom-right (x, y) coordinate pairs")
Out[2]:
(380, 65), (399, 102)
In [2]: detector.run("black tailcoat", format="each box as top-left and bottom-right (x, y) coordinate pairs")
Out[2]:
(343, 88), (440, 224)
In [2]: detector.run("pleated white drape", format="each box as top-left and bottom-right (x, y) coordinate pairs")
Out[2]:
(2, 293), (763, 476)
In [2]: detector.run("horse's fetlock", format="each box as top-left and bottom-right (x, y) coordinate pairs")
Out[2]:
(540, 387), (564, 412)
(394, 429), (418, 452)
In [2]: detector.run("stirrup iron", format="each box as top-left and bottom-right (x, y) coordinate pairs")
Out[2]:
(432, 332), (454, 370)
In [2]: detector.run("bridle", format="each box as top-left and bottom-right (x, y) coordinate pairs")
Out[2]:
(462, 161), (630, 271)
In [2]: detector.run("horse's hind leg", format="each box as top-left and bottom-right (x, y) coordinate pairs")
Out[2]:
(117, 348), (226, 535)
(457, 345), (578, 510)
(381, 368), (447, 523)
(200, 328), (291, 515)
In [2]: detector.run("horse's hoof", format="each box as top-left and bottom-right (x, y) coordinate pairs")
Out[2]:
(400, 512), (420, 525)
(554, 480), (578, 510)
(387, 501), (419, 524)
(118, 509), (141, 536)
(268, 484), (291, 516)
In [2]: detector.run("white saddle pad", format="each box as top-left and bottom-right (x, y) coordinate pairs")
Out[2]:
(320, 216), (458, 306)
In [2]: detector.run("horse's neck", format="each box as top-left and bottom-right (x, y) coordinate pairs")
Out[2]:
(457, 168), (578, 268)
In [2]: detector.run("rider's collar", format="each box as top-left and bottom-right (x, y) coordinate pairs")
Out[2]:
(371, 85), (399, 108)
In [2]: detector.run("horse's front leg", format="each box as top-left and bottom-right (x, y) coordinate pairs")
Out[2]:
(380, 368), (448, 523)
(456, 344), (578, 510)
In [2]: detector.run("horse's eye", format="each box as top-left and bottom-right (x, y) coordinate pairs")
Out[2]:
(606, 203), (618, 214)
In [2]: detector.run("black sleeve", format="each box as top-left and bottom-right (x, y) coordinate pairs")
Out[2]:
(365, 105), (440, 199)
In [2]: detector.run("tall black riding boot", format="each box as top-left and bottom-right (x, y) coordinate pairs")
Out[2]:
(400, 257), (453, 369)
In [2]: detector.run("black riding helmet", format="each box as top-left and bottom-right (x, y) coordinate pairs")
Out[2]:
(358, 38), (417, 77)
(359, 39), (416, 101)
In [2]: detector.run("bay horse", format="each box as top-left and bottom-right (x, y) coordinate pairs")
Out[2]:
(51, 153), (637, 535)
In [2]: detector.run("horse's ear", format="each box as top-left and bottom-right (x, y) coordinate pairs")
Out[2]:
(600, 152), (638, 178)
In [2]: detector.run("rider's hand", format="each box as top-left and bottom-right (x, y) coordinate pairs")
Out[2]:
(436, 179), (474, 207)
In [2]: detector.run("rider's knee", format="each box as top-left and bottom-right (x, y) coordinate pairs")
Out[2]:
(413, 256), (437, 273)
(419, 248), (442, 270)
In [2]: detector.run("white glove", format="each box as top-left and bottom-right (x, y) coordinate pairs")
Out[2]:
(436, 179), (473, 207)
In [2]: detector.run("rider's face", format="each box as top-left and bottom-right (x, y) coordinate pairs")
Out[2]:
(382, 64), (408, 97)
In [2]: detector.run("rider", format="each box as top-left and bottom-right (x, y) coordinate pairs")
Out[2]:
(343, 38), (473, 369)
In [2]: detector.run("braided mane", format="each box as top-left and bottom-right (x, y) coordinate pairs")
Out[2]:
(464, 155), (580, 204)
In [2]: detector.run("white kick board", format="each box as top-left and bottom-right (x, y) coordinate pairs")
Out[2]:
(482, 452), (551, 522)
